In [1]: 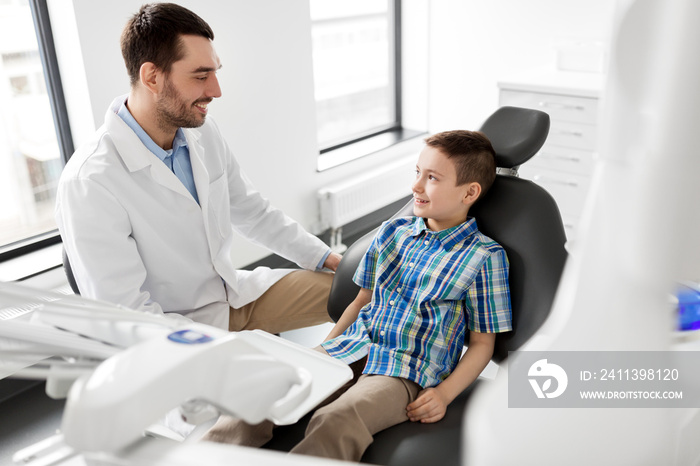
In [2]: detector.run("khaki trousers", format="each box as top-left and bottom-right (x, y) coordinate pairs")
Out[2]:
(201, 349), (421, 462)
(228, 270), (334, 334)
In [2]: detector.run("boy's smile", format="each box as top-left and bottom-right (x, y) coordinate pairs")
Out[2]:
(412, 145), (480, 232)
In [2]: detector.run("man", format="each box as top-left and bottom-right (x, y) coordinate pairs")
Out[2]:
(55, 3), (341, 332)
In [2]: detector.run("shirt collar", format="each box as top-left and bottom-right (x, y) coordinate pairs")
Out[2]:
(116, 101), (188, 162)
(410, 216), (479, 250)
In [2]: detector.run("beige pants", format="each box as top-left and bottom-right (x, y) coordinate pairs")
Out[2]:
(201, 349), (421, 462)
(228, 270), (334, 334)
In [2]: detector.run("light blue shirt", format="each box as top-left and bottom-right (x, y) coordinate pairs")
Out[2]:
(117, 102), (199, 204)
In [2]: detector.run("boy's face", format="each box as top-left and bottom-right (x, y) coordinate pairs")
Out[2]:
(413, 146), (481, 231)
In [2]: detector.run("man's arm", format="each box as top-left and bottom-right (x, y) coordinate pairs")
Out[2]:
(214, 122), (330, 271)
(57, 178), (160, 315)
(406, 330), (495, 423)
(322, 252), (342, 272)
(323, 287), (372, 341)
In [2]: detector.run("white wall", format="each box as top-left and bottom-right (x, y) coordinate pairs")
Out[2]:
(58, 0), (616, 267)
(427, 0), (617, 131)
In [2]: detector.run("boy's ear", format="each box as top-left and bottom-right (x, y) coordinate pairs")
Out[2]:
(139, 62), (161, 95)
(463, 182), (482, 205)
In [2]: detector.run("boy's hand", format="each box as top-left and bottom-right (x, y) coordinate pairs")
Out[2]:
(406, 387), (448, 423)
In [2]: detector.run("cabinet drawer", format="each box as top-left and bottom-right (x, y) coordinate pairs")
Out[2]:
(561, 214), (580, 243)
(526, 145), (595, 176)
(547, 120), (598, 151)
(499, 89), (598, 125)
(519, 165), (591, 217)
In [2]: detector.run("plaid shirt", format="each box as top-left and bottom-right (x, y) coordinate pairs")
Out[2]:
(322, 216), (512, 388)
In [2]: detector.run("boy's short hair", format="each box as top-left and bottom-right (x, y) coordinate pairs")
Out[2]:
(424, 130), (497, 196)
(120, 3), (214, 86)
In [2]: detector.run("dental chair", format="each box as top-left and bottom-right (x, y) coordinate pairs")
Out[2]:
(62, 247), (81, 295)
(263, 106), (568, 465)
(58, 105), (566, 464)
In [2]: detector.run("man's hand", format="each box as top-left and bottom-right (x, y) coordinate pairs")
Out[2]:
(406, 386), (449, 424)
(323, 252), (342, 272)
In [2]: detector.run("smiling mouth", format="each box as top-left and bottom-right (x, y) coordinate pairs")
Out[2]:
(194, 101), (211, 113)
(414, 197), (429, 205)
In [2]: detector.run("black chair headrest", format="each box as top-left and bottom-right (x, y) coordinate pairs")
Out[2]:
(479, 106), (550, 169)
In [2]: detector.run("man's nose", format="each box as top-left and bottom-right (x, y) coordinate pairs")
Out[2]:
(208, 74), (222, 98)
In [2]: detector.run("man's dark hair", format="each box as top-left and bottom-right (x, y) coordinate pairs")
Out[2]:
(120, 3), (214, 86)
(424, 130), (497, 196)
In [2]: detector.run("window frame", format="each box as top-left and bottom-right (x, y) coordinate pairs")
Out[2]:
(0, 0), (74, 262)
(315, 0), (423, 171)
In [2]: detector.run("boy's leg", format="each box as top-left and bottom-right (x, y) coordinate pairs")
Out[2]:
(201, 350), (366, 447)
(289, 374), (421, 461)
(229, 270), (333, 334)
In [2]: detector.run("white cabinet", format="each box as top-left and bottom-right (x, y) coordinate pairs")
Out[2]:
(498, 69), (605, 240)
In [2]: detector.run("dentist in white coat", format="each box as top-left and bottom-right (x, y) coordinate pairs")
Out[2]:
(55, 3), (341, 332)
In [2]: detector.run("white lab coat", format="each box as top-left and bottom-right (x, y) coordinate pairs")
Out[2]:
(55, 96), (329, 329)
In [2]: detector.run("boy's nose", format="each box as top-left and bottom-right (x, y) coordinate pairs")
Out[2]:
(412, 178), (424, 193)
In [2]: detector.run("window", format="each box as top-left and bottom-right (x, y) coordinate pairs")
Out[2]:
(0, 0), (73, 259)
(311, 0), (416, 168)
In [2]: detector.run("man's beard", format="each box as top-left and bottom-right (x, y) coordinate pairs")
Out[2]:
(156, 78), (209, 131)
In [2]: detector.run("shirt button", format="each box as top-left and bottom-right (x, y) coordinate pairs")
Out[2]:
(409, 262), (414, 267)
(397, 287), (402, 292)
(425, 240), (429, 245)
(389, 300), (395, 305)
(380, 331), (386, 336)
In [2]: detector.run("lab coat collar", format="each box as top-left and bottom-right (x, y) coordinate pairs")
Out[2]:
(105, 95), (204, 202)
(186, 130), (210, 210)
(106, 95), (203, 170)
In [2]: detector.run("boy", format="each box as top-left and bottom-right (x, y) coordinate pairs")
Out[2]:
(203, 130), (512, 460)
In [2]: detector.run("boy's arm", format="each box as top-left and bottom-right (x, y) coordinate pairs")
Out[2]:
(406, 330), (495, 423)
(323, 288), (372, 342)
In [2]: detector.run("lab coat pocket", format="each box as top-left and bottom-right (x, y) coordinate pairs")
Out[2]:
(206, 174), (232, 239)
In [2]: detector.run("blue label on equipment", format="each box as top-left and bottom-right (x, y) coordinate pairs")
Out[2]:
(168, 330), (214, 344)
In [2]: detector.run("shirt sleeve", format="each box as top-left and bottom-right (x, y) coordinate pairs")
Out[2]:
(465, 247), (512, 333)
(352, 220), (395, 290)
(352, 235), (379, 291)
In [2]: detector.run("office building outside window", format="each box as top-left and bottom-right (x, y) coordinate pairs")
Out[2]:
(0, 0), (72, 257)
(310, 0), (400, 153)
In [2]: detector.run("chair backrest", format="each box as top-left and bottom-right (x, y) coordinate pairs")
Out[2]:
(62, 247), (81, 295)
(327, 106), (568, 362)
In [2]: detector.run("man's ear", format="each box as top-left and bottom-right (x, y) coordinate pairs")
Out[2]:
(463, 182), (482, 206)
(139, 62), (161, 95)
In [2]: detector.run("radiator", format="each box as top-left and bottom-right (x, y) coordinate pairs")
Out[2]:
(318, 156), (415, 235)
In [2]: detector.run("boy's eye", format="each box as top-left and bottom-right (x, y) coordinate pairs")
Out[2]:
(429, 175), (437, 181)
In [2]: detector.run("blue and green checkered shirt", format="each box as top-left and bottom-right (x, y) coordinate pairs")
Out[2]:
(322, 216), (512, 388)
